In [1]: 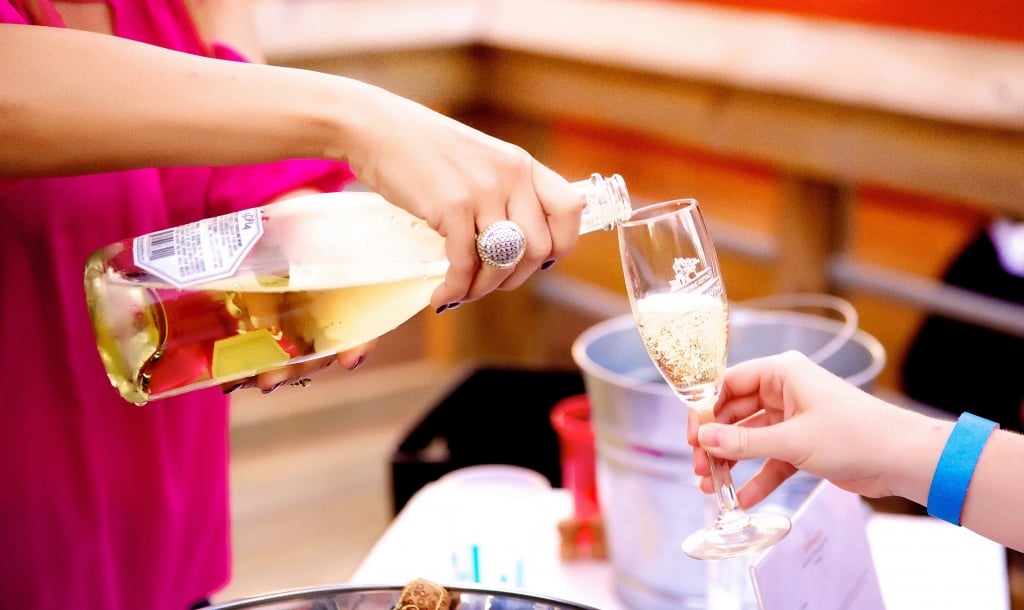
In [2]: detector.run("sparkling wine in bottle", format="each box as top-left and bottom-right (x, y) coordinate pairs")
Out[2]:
(84, 174), (631, 405)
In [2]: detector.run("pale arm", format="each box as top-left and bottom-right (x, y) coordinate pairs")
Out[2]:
(692, 351), (1024, 553)
(0, 24), (348, 175)
(869, 408), (1024, 551)
(951, 428), (1024, 551)
(1, 23), (585, 308)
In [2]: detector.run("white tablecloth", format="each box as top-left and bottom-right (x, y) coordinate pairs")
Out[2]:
(351, 483), (1009, 610)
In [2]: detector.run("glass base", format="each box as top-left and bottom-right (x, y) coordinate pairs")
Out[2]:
(681, 512), (792, 561)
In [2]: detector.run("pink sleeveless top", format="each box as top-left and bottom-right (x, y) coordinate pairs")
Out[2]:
(0, 3), (354, 609)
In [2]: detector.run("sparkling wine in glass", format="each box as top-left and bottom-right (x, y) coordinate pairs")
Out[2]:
(617, 198), (791, 560)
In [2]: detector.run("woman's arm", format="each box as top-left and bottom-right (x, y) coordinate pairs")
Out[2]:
(0, 24), (343, 174)
(0, 23), (584, 308)
(956, 427), (1024, 550)
(692, 351), (1024, 552)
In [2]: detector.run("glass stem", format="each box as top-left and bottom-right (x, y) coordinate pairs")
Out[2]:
(707, 450), (751, 533)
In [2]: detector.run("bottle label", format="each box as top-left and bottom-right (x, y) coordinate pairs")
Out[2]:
(133, 209), (264, 288)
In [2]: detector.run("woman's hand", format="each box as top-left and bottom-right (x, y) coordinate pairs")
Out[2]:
(221, 340), (375, 395)
(1, 25), (586, 311)
(330, 81), (584, 310)
(688, 351), (931, 508)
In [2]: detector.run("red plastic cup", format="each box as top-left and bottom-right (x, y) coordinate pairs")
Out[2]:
(550, 394), (599, 520)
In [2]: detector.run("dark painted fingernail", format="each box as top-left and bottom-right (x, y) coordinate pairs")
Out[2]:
(436, 304), (448, 313)
(261, 381), (287, 395)
(347, 354), (366, 372)
(446, 301), (462, 310)
(541, 259), (557, 270)
(222, 379), (256, 395)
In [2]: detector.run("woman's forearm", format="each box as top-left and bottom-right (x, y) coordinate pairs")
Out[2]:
(891, 411), (1024, 552)
(959, 428), (1024, 551)
(0, 24), (362, 175)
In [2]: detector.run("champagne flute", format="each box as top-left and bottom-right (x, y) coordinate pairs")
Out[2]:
(617, 198), (791, 560)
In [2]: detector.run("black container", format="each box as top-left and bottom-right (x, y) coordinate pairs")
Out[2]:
(389, 366), (586, 514)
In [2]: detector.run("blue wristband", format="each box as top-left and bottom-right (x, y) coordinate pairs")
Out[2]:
(927, 412), (998, 526)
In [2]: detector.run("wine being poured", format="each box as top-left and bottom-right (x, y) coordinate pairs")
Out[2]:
(85, 175), (632, 405)
(617, 198), (791, 560)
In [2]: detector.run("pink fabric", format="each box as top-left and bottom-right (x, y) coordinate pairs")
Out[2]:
(0, 3), (355, 609)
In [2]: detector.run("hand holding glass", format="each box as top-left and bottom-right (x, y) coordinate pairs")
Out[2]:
(617, 198), (791, 560)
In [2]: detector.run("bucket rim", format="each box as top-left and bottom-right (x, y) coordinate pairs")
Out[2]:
(573, 312), (887, 390)
(572, 315), (673, 397)
(730, 308), (887, 388)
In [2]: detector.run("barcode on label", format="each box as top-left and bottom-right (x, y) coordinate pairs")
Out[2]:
(148, 229), (176, 260)
(134, 208), (264, 288)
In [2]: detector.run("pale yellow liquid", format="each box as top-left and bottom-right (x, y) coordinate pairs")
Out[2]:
(87, 266), (442, 404)
(635, 291), (728, 405)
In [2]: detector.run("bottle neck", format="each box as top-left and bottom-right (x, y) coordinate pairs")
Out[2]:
(573, 173), (632, 234)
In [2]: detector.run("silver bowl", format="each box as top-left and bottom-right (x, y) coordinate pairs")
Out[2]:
(210, 584), (602, 610)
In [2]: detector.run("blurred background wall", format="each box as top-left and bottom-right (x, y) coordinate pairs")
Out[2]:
(219, 0), (1024, 602)
(251, 0), (1024, 396)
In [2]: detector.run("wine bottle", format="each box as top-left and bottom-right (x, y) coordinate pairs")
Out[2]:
(84, 174), (631, 404)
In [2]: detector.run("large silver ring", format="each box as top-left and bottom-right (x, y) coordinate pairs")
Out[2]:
(476, 220), (526, 269)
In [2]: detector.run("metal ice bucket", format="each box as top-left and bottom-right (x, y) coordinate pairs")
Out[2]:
(571, 294), (886, 610)
(210, 584), (601, 610)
